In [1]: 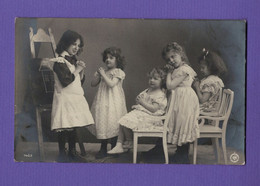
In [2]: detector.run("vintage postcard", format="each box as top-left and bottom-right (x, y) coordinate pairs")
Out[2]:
(15, 18), (246, 165)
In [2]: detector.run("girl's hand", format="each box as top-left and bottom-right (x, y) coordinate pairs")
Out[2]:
(164, 64), (175, 73)
(98, 67), (106, 76)
(136, 94), (144, 105)
(77, 60), (86, 68)
(94, 71), (100, 77)
(193, 79), (200, 89)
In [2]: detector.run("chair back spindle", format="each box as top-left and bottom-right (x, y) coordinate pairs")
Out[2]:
(220, 89), (234, 133)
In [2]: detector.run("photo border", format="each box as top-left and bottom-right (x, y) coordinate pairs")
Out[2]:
(1, 0), (258, 185)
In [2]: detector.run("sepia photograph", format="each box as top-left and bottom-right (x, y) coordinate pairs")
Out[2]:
(15, 18), (246, 165)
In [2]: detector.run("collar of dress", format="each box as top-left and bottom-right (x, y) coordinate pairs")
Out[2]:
(60, 51), (70, 57)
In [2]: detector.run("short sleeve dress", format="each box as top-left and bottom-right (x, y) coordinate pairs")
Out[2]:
(167, 64), (200, 146)
(199, 75), (224, 112)
(88, 68), (127, 139)
(119, 89), (167, 131)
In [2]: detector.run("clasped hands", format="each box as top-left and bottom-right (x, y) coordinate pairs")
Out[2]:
(136, 94), (145, 105)
(164, 64), (175, 73)
(94, 67), (106, 77)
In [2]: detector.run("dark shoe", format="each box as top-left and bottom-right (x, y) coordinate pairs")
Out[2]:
(170, 144), (190, 164)
(95, 140), (108, 159)
(80, 151), (87, 157)
(110, 137), (118, 149)
(180, 155), (190, 164)
(95, 149), (107, 159)
(170, 153), (190, 164)
(169, 149), (182, 164)
(68, 149), (87, 163)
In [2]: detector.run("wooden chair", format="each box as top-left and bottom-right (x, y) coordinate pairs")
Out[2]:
(132, 90), (175, 164)
(29, 27), (86, 161)
(29, 27), (57, 161)
(192, 89), (234, 164)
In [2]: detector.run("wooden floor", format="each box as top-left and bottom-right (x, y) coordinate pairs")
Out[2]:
(14, 142), (245, 165)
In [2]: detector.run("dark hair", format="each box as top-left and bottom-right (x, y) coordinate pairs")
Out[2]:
(102, 47), (125, 70)
(161, 42), (189, 64)
(147, 67), (167, 89)
(198, 49), (227, 77)
(56, 30), (84, 55)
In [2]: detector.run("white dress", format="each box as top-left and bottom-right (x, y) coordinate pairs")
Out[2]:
(119, 89), (167, 131)
(88, 68), (127, 139)
(199, 75), (224, 112)
(51, 55), (94, 131)
(167, 64), (200, 146)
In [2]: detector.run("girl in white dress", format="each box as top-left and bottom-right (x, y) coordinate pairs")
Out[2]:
(89, 47), (127, 159)
(162, 42), (200, 164)
(193, 48), (227, 112)
(107, 68), (167, 154)
(51, 30), (94, 162)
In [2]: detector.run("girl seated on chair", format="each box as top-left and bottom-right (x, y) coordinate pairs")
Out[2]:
(193, 48), (227, 112)
(107, 68), (167, 154)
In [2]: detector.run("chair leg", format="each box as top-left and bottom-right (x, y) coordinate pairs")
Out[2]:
(133, 133), (138, 164)
(162, 136), (168, 164)
(222, 137), (227, 164)
(212, 138), (220, 164)
(36, 107), (45, 162)
(193, 139), (198, 164)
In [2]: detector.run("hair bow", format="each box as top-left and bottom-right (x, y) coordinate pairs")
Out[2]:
(202, 48), (209, 59)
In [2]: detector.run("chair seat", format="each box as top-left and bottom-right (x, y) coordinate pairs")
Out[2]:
(133, 127), (164, 133)
(200, 111), (222, 117)
(199, 125), (222, 133)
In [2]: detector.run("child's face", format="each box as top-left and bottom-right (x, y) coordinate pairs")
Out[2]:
(149, 73), (162, 89)
(66, 39), (81, 56)
(199, 61), (211, 77)
(105, 54), (117, 69)
(165, 50), (183, 68)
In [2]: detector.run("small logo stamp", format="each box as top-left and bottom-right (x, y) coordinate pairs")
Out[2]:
(230, 152), (239, 163)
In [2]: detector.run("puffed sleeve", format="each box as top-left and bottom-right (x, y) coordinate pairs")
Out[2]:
(53, 62), (75, 87)
(200, 76), (224, 94)
(112, 68), (126, 80)
(174, 65), (197, 79)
